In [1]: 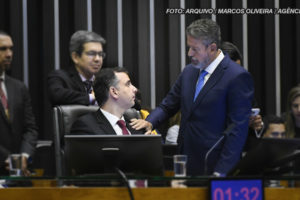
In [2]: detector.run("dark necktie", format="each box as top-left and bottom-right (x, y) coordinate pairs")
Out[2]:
(83, 80), (93, 94)
(194, 70), (208, 101)
(117, 120), (130, 135)
(0, 79), (9, 118)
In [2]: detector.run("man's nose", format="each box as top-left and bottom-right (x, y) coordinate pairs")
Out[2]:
(133, 86), (137, 93)
(94, 54), (102, 61)
(5, 49), (13, 57)
(188, 48), (193, 57)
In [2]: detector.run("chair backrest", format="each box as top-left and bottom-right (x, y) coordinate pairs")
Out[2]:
(53, 105), (98, 177)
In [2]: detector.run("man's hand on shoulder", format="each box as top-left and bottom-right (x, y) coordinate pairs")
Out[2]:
(130, 119), (153, 135)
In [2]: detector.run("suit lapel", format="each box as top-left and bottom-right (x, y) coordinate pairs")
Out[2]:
(95, 110), (117, 135)
(3, 76), (14, 122)
(192, 63), (225, 109)
(0, 102), (8, 123)
(95, 109), (143, 135)
(185, 67), (200, 115)
(69, 69), (86, 92)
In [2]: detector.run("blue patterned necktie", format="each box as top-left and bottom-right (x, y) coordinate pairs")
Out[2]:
(193, 70), (208, 101)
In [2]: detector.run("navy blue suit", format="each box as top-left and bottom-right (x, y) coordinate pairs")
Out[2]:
(147, 55), (254, 175)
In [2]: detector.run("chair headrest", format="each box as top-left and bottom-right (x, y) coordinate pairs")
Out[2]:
(56, 105), (98, 134)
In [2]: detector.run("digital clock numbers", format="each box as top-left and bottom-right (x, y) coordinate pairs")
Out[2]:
(210, 179), (263, 200)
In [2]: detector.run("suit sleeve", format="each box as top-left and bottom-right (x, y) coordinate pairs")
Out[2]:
(146, 73), (182, 128)
(47, 70), (90, 105)
(214, 71), (254, 175)
(20, 84), (38, 157)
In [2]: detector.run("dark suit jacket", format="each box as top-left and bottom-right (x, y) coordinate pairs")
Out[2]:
(70, 109), (145, 135)
(47, 68), (90, 105)
(147, 55), (254, 176)
(0, 75), (38, 167)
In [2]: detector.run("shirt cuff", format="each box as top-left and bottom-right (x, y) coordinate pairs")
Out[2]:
(213, 172), (226, 177)
(21, 153), (29, 158)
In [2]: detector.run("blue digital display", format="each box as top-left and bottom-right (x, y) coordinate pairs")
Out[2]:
(210, 179), (263, 200)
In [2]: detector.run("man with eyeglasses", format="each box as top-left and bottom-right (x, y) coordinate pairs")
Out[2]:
(47, 30), (106, 105)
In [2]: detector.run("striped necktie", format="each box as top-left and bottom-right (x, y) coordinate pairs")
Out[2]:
(0, 79), (9, 118)
(117, 120), (130, 135)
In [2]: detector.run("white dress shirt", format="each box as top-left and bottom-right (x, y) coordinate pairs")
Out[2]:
(100, 108), (131, 135)
(200, 50), (225, 85)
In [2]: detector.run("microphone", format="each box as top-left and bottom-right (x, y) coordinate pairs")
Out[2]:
(123, 108), (141, 122)
(204, 124), (235, 175)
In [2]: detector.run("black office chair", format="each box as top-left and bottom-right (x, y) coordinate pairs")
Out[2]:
(53, 105), (98, 177)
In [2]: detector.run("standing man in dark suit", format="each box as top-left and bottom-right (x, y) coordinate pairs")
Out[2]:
(0, 31), (38, 176)
(131, 19), (254, 176)
(47, 30), (106, 105)
(71, 67), (145, 135)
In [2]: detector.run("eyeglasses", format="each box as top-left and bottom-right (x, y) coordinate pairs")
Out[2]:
(84, 51), (106, 58)
(0, 46), (13, 51)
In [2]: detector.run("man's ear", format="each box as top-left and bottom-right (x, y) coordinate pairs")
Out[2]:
(110, 86), (118, 99)
(210, 43), (218, 52)
(71, 52), (79, 64)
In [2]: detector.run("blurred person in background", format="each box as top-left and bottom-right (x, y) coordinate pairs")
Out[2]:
(0, 31), (38, 176)
(284, 85), (300, 138)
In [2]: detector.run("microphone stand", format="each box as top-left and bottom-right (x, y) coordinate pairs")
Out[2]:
(204, 124), (235, 175)
(115, 167), (135, 200)
(204, 135), (225, 175)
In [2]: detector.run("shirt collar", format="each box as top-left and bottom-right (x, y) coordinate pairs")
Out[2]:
(79, 73), (95, 82)
(0, 73), (5, 81)
(100, 108), (126, 127)
(203, 50), (224, 74)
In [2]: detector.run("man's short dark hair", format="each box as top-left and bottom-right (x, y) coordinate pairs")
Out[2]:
(69, 30), (106, 56)
(186, 18), (221, 48)
(94, 67), (128, 106)
(221, 41), (243, 63)
(262, 115), (285, 136)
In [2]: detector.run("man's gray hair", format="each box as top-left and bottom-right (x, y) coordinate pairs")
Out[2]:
(0, 31), (10, 37)
(69, 30), (106, 56)
(186, 18), (221, 48)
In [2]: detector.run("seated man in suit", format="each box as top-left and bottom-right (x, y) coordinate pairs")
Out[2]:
(71, 67), (145, 135)
(47, 30), (106, 105)
(0, 31), (38, 176)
